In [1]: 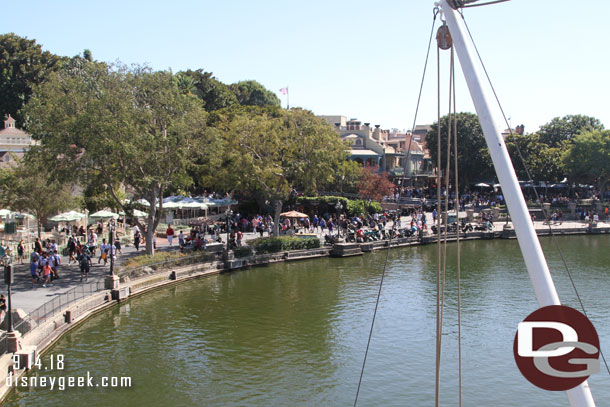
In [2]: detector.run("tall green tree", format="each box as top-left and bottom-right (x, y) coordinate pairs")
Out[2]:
(229, 80), (281, 107)
(0, 151), (74, 237)
(505, 133), (564, 182)
(538, 114), (604, 148)
(23, 62), (213, 254)
(0, 33), (61, 123)
(323, 160), (363, 195)
(562, 129), (610, 196)
(425, 112), (494, 189)
(211, 107), (346, 235)
(181, 69), (237, 111)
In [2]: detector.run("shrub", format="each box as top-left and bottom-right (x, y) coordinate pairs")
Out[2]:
(249, 236), (320, 253)
(118, 251), (209, 273)
(233, 246), (253, 258)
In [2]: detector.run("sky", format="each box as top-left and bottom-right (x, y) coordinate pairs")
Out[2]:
(3, 0), (610, 134)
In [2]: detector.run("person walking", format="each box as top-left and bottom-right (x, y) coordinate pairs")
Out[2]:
(0, 294), (6, 321)
(42, 262), (53, 287)
(30, 250), (40, 287)
(98, 239), (109, 265)
(34, 237), (43, 254)
(78, 250), (90, 281)
(17, 239), (25, 264)
(134, 230), (141, 252)
(178, 230), (184, 250)
(166, 225), (175, 247)
(51, 250), (61, 280)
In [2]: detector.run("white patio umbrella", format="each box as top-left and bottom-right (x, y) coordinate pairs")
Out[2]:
(119, 209), (148, 217)
(49, 210), (87, 222)
(89, 209), (120, 219)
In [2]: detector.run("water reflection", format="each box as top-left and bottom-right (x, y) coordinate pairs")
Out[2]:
(4, 236), (610, 406)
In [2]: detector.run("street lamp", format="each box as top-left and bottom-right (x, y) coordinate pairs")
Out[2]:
(3, 249), (14, 333)
(335, 201), (343, 237)
(108, 218), (116, 275)
(225, 209), (233, 251)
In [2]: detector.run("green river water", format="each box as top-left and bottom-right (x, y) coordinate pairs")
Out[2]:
(4, 235), (610, 406)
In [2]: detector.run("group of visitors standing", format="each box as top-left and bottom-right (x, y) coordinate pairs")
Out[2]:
(29, 237), (61, 287)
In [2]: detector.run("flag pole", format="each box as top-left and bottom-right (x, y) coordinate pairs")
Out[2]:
(287, 88), (290, 109)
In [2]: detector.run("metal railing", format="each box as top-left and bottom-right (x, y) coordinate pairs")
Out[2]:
(0, 279), (106, 355)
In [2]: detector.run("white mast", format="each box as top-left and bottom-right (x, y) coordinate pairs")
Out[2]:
(437, 1), (595, 405)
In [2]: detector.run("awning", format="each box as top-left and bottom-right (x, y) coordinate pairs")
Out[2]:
(89, 210), (120, 219)
(49, 210), (87, 222)
(280, 211), (309, 218)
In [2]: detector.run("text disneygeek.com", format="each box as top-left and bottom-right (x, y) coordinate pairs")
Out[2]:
(5, 372), (132, 390)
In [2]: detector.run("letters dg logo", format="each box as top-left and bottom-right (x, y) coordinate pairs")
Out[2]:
(513, 305), (600, 391)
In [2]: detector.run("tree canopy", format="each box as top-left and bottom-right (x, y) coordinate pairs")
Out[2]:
(0, 151), (74, 237)
(538, 114), (604, 148)
(425, 112), (494, 188)
(0, 33), (61, 123)
(229, 80), (281, 107)
(23, 61), (214, 254)
(209, 106), (347, 235)
(357, 167), (394, 201)
(505, 133), (563, 182)
(562, 129), (610, 193)
(180, 69), (238, 111)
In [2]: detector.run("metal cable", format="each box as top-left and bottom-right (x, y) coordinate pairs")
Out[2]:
(434, 43), (443, 407)
(451, 45), (464, 407)
(459, 0), (511, 8)
(404, 7), (439, 185)
(439, 44), (454, 396)
(459, 10), (610, 376)
(353, 230), (394, 407)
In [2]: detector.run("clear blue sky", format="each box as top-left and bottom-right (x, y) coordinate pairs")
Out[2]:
(4, 0), (609, 133)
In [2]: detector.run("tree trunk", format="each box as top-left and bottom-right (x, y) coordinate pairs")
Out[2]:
(37, 220), (41, 239)
(145, 214), (155, 255)
(272, 199), (283, 237)
(145, 195), (157, 255)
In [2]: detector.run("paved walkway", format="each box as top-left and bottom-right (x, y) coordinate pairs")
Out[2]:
(1, 216), (606, 314)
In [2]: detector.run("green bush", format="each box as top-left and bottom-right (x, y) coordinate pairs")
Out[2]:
(118, 250), (209, 273)
(297, 196), (349, 207)
(249, 236), (320, 253)
(233, 246), (253, 258)
(347, 199), (381, 216)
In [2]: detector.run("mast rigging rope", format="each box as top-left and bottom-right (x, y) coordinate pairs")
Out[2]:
(404, 7), (439, 184)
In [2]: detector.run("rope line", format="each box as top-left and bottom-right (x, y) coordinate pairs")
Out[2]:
(458, 10), (610, 377)
(438, 44), (454, 397)
(458, 0), (511, 8)
(450, 45), (464, 407)
(404, 7), (439, 184)
(352, 227), (395, 406)
(434, 43), (443, 407)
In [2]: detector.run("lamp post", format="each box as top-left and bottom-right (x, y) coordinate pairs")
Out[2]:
(3, 247), (21, 352)
(225, 209), (233, 251)
(3, 249), (14, 333)
(104, 218), (119, 290)
(335, 201), (343, 237)
(108, 218), (116, 276)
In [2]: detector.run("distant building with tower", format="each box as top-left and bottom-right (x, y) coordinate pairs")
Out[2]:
(0, 115), (38, 167)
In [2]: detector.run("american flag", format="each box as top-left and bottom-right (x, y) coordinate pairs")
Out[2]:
(279, 87), (288, 95)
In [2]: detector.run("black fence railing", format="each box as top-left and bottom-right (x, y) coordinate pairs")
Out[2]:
(0, 279), (106, 356)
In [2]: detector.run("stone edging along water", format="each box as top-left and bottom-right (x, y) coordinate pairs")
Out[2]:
(1, 223), (609, 402)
